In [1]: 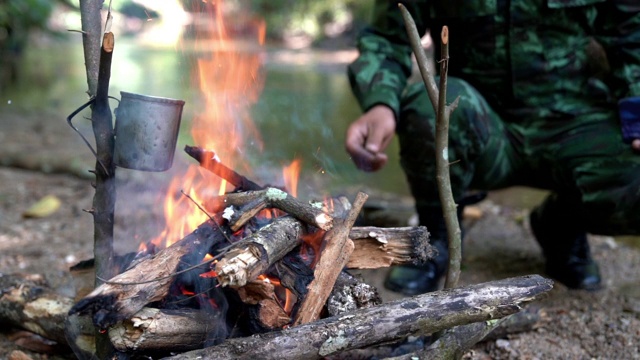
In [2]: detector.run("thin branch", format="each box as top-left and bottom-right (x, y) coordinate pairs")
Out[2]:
(96, 243), (236, 286)
(435, 26), (462, 289)
(181, 190), (234, 244)
(398, 4), (439, 111)
(398, 6), (462, 288)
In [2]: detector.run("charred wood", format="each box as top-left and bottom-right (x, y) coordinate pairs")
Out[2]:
(184, 146), (262, 191)
(236, 280), (291, 331)
(68, 220), (228, 329)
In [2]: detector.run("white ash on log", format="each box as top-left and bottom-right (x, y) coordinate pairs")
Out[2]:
(162, 275), (553, 360)
(68, 220), (229, 329)
(327, 271), (382, 317)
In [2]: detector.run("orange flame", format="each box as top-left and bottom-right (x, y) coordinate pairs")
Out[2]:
(148, 1), (267, 250)
(282, 159), (302, 197)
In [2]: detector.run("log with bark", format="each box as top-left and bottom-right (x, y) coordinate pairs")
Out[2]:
(184, 145), (262, 191)
(0, 273), (73, 346)
(292, 192), (367, 325)
(163, 275), (553, 360)
(348, 226), (432, 269)
(68, 220), (229, 329)
(215, 216), (305, 287)
(206, 187), (333, 232)
(108, 307), (221, 352)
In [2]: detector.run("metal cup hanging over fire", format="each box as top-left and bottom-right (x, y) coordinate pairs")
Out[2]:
(67, 91), (185, 172)
(113, 91), (185, 172)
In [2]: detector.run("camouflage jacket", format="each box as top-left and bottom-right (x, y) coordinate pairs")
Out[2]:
(348, 0), (640, 122)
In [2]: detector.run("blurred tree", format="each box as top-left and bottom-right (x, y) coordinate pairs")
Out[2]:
(253, 0), (372, 44)
(179, 0), (373, 46)
(0, 0), (77, 88)
(0, 0), (53, 85)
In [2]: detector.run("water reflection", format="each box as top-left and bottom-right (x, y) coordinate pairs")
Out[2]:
(1, 38), (409, 196)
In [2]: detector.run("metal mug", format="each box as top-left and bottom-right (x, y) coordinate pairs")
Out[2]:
(113, 92), (185, 172)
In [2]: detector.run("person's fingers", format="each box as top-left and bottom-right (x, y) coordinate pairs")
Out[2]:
(345, 123), (375, 170)
(345, 105), (396, 172)
(368, 152), (388, 172)
(363, 122), (385, 154)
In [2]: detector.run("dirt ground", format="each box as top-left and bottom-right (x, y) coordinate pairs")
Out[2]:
(1, 107), (640, 359)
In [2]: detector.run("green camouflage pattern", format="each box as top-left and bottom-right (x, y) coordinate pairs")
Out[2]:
(348, 0), (640, 234)
(348, 0), (640, 120)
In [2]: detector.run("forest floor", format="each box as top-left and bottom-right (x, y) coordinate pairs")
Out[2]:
(1, 105), (640, 360)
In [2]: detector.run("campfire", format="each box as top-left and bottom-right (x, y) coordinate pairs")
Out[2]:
(0, 2), (553, 359)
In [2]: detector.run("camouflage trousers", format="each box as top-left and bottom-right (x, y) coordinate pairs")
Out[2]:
(397, 78), (640, 235)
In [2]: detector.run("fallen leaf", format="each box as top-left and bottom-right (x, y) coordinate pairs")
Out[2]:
(22, 195), (61, 218)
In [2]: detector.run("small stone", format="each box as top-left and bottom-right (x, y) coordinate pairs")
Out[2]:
(8, 350), (34, 360)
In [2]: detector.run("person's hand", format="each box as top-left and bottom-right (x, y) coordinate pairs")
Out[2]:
(633, 139), (640, 152)
(345, 105), (396, 172)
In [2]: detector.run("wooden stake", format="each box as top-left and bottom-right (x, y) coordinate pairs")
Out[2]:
(292, 192), (368, 325)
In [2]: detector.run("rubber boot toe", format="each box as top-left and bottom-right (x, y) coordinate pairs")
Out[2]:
(383, 263), (442, 296)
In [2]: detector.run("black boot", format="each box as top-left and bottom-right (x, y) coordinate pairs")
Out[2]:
(529, 205), (602, 291)
(383, 235), (448, 295)
(383, 195), (479, 296)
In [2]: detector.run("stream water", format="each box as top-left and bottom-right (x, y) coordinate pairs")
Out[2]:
(4, 37), (638, 247)
(4, 38), (409, 197)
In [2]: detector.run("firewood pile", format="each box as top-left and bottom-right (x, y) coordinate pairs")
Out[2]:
(0, 146), (553, 360)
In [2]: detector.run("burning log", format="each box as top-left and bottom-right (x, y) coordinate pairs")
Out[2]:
(69, 220), (228, 329)
(348, 226), (432, 269)
(109, 272), (380, 352)
(108, 307), (220, 353)
(236, 279), (292, 331)
(184, 145), (262, 191)
(162, 275), (553, 360)
(293, 192), (367, 325)
(215, 216), (305, 287)
(207, 188), (333, 232)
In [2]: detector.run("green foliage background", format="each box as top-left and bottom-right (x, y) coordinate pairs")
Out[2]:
(251, 0), (372, 41)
